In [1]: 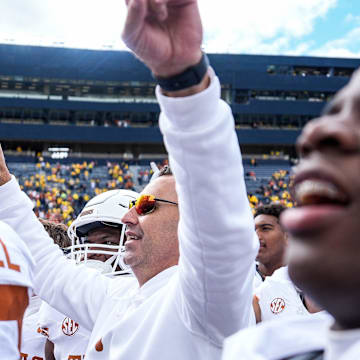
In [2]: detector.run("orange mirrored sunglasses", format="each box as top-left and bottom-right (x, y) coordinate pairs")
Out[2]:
(129, 194), (178, 215)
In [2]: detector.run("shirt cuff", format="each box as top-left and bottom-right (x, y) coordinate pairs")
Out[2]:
(156, 67), (222, 132)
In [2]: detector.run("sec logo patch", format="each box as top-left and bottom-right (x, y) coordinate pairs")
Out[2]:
(270, 298), (286, 314)
(62, 317), (79, 336)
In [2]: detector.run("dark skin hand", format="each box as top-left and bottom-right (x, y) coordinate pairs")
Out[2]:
(44, 339), (55, 360)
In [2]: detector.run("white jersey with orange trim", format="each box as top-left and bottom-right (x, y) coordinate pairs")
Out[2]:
(0, 220), (34, 360)
(37, 301), (90, 360)
(0, 69), (259, 360)
(254, 266), (309, 322)
(20, 295), (46, 360)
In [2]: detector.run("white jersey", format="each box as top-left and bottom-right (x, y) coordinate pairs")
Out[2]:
(21, 295), (46, 360)
(0, 69), (259, 360)
(222, 311), (360, 360)
(255, 266), (309, 322)
(0, 221), (34, 360)
(38, 301), (90, 360)
(253, 265), (264, 290)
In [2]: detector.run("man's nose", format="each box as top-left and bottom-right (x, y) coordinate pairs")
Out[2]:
(297, 115), (359, 158)
(255, 230), (262, 241)
(121, 206), (139, 226)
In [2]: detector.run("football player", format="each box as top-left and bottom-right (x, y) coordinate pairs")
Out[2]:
(223, 68), (360, 360)
(21, 219), (70, 360)
(254, 203), (288, 280)
(37, 190), (138, 360)
(0, 221), (34, 359)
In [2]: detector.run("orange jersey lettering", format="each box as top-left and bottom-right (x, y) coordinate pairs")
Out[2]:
(20, 356), (43, 360)
(0, 237), (20, 272)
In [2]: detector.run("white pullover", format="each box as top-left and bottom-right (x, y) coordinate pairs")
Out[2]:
(0, 69), (258, 360)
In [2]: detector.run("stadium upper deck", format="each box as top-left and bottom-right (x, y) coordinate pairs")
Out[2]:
(0, 44), (359, 156)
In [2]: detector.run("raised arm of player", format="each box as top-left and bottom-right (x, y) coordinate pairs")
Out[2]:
(0, 144), (111, 333)
(123, 0), (259, 345)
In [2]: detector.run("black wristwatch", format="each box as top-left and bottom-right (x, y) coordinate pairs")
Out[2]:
(153, 53), (209, 92)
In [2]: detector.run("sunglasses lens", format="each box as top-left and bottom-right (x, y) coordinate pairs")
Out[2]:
(136, 195), (156, 215)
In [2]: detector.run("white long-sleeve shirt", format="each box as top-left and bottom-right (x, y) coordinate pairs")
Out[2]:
(0, 69), (258, 360)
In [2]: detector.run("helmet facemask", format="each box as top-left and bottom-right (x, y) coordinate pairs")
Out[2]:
(67, 189), (138, 276)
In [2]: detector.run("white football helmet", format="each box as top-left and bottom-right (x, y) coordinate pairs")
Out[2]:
(67, 189), (138, 276)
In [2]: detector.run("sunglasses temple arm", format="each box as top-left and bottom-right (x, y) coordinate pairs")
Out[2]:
(156, 199), (178, 205)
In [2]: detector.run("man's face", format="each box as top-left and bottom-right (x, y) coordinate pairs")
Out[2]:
(255, 214), (287, 267)
(86, 226), (121, 262)
(121, 176), (180, 278)
(281, 70), (360, 327)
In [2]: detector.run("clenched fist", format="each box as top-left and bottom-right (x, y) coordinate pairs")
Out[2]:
(122, 0), (203, 78)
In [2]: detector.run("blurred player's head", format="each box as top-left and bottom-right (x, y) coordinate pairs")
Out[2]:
(282, 68), (360, 329)
(121, 165), (179, 286)
(67, 189), (138, 276)
(48, 212), (62, 224)
(254, 203), (288, 277)
(39, 219), (70, 250)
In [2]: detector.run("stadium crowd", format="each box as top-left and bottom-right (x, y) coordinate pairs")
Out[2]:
(0, 1), (359, 360)
(11, 156), (294, 223)
(248, 169), (293, 210)
(12, 158), (138, 225)
(8, 147), (292, 223)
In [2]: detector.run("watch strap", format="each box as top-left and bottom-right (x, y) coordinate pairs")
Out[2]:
(153, 53), (209, 92)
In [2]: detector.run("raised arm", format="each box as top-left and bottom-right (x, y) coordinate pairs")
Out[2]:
(123, 0), (258, 345)
(157, 72), (258, 343)
(0, 145), (110, 331)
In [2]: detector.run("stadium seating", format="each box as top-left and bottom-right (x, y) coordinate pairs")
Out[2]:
(7, 157), (293, 224)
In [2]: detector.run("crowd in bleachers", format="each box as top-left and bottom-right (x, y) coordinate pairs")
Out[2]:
(9, 157), (138, 226)
(8, 155), (293, 224)
(248, 169), (293, 211)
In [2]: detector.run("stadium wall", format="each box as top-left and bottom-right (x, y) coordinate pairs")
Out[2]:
(0, 122), (300, 145)
(0, 44), (359, 154)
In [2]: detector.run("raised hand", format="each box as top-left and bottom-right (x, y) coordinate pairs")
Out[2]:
(0, 144), (11, 186)
(122, 0), (203, 77)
